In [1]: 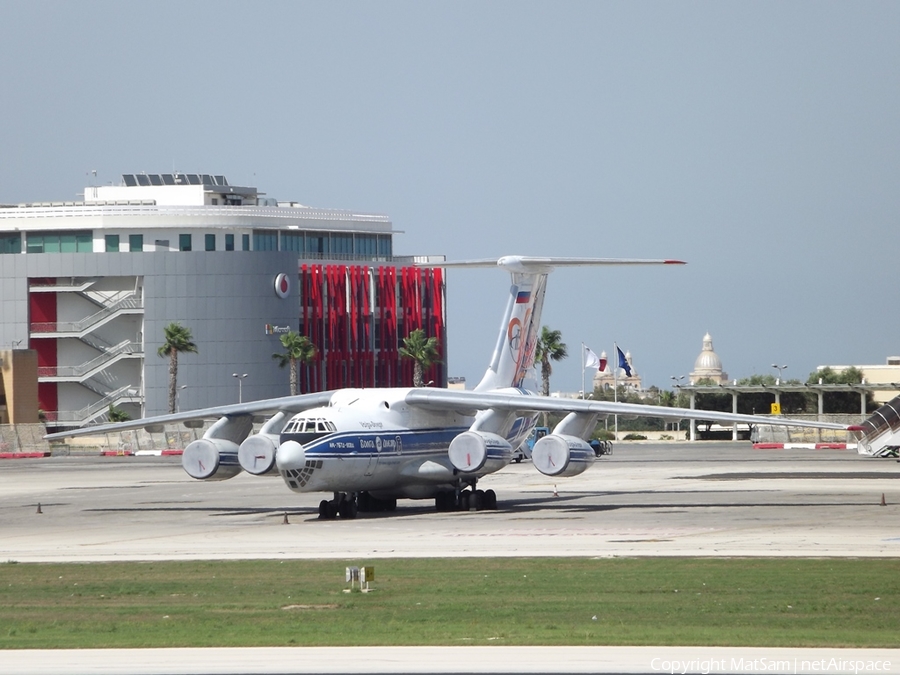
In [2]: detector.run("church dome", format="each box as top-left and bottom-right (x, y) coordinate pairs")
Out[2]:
(694, 333), (722, 371)
(690, 333), (728, 383)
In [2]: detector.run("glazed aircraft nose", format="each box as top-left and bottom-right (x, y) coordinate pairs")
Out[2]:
(276, 440), (306, 470)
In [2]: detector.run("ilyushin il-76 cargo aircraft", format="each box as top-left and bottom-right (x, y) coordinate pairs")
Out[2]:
(47, 256), (861, 519)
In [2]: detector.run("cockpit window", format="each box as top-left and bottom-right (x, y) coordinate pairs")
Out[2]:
(283, 417), (336, 434)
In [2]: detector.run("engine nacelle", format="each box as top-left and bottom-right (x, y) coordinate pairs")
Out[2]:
(531, 434), (595, 477)
(182, 438), (242, 481)
(238, 434), (280, 476)
(448, 431), (513, 473)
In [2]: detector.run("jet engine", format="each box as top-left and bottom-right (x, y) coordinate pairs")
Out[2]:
(448, 431), (513, 473)
(238, 434), (280, 476)
(182, 438), (242, 481)
(531, 434), (595, 477)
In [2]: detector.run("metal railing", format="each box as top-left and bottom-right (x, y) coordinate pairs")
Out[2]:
(29, 278), (99, 292)
(43, 385), (142, 425)
(31, 293), (143, 335)
(37, 340), (141, 379)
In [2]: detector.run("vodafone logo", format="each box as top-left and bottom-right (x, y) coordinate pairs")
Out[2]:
(274, 273), (291, 298)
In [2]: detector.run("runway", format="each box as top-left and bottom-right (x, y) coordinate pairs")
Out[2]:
(3, 442), (900, 674)
(2, 442), (899, 562)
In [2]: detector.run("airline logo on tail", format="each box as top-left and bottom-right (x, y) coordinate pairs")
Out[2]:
(505, 276), (546, 388)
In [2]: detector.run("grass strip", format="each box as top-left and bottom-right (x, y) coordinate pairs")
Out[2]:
(1, 557), (898, 649)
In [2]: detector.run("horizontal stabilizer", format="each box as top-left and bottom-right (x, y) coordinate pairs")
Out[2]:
(427, 255), (685, 273)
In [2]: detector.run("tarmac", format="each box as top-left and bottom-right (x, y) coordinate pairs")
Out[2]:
(2, 441), (899, 673)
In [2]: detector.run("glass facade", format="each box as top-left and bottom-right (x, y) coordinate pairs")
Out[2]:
(26, 231), (92, 253)
(253, 230), (278, 251)
(377, 234), (392, 259)
(0, 232), (22, 254)
(281, 232), (303, 252)
(3, 227), (391, 259)
(331, 233), (352, 257)
(256, 230), (392, 260)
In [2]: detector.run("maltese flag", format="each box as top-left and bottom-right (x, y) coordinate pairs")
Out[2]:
(584, 345), (605, 371)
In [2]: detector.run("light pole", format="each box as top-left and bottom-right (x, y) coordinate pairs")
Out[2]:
(232, 373), (248, 403)
(670, 376), (685, 436)
(176, 384), (187, 412)
(771, 364), (787, 384)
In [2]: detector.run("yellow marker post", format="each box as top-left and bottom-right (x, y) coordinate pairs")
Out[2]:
(771, 402), (781, 415)
(360, 566), (375, 593)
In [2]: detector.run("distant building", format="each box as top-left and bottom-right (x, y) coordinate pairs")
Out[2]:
(690, 333), (729, 384)
(0, 173), (446, 429)
(447, 376), (467, 390)
(818, 358), (900, 404)
(0, 349), (39, 424)
(593, 349), (643, 392)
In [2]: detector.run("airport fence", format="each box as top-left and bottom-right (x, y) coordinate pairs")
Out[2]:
(751, 414), (861, 443)
(0, 424), (51, 454)
(47, 422), (219, 455)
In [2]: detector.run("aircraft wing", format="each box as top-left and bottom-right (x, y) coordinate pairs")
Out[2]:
(405, 388), (856, 431)
(44, 391), (337, 441)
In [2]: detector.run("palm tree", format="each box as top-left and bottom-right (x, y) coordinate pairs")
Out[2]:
(272, 331), (317, 395)
(107, 404), (131, 422)
(157, 322), (198, 413)
(534, 325), (568, 397)
(399, 328), (441, 387)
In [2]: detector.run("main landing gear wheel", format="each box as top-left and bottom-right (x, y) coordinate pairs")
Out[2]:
(434, 488), (498, 512)
(318, 493), (359, 520)
(358, 492), (397, 513)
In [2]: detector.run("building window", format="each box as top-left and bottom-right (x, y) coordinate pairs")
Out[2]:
(377, 235), (392, 260)
(0, 233), (22, 254)
(26, 231), (92, 253)
(105, 235), (120, 252)
(211, 198), (218, 205)
(205, 234), (216, 251)
(155, 239), (169, 250)
(253, 230), (277, 251)
(225, 234), (234, 251)
(242, 234), (250, 251)
(129, 234), (143, 252)
(332, 233), (352, 257)
(281, 232), (303, 252)
(355, 234), (376, 258)
(179, 234), (192, 251)
(306, 234), (327, 256)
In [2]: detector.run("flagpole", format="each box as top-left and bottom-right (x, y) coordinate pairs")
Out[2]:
(581, 342), (585, 400)
(613, 342), (619, 441)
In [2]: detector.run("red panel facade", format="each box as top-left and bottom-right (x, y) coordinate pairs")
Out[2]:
(28, 286), (58, 417)
(298, 264), (445, 392)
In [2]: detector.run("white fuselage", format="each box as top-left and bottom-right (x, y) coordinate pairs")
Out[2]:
(274, 388), (536, 499)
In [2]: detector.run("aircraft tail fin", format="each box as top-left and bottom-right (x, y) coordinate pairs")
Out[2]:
(431, 256), (685, 392)
(851, 394), (900, 456)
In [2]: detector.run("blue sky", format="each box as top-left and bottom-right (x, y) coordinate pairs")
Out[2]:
(2, 1), (898, 391)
